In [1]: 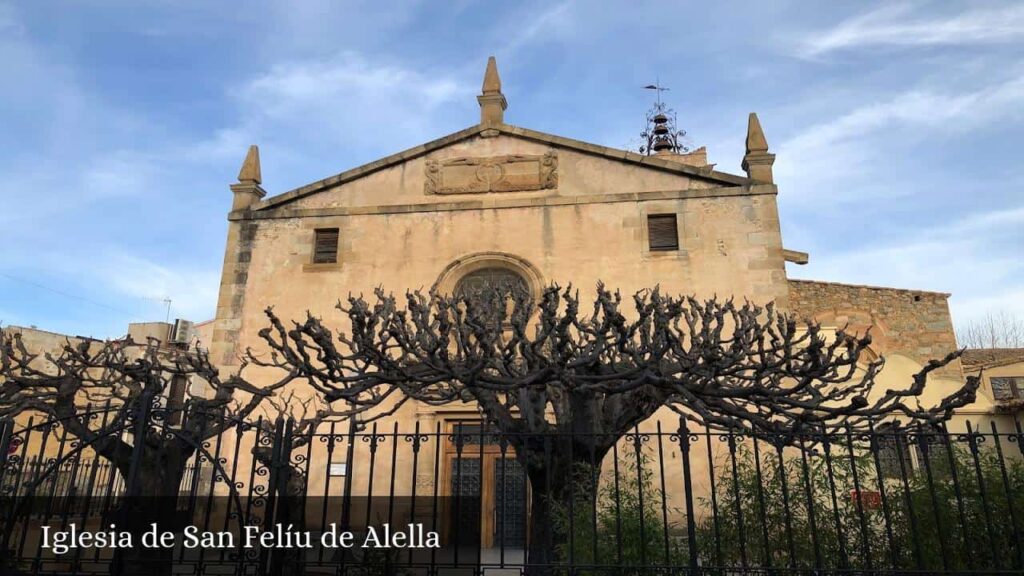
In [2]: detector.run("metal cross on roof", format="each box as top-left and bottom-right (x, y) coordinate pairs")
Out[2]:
(643, 80), (670, 105)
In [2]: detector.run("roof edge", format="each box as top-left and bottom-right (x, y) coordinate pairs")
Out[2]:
(788, 278), (951, 298)
(253, 123), (755, 211)
(3, 324), (104, 342)
(497, 124), (752, 186)
(962, 348), (1024, 370)
(255, 124), (487, 211)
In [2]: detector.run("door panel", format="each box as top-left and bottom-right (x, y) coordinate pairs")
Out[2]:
(450, 457), (481, 546)
(493, 457), (527, 547)
(445, 420), (529, 549)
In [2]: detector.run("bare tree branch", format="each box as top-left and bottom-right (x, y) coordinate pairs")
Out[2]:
(957, 311), (1024, 349)
(0, 329), (297, 489)
(257, 284), (979, 445)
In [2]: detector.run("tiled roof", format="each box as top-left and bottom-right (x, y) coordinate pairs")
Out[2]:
(961, 348), (1024, 368)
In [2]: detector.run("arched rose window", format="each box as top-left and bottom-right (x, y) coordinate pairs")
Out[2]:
(454, 268), (530, 327)
(454, 268), (529, 301)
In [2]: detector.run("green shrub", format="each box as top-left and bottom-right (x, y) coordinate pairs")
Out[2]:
(700, 435), (1024, 571)
(552, 452), (686, 575)
(554, 433), (1024, 573)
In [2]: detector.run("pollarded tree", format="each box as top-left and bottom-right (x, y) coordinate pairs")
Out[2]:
(0, 332), (296, 500)
(0, 331), (306, 576)
(255, 284), (980, 568)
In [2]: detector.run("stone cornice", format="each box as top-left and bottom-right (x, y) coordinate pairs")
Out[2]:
(251, 123), (755, 212)
(230, 184), (778, 221)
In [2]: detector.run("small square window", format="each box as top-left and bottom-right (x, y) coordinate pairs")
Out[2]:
(647, 214), (679, 251)
(313, 228), (339, 264)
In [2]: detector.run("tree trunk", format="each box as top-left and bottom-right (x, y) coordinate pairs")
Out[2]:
(522, 439), (607, 576)
(110, 448), (188, 576)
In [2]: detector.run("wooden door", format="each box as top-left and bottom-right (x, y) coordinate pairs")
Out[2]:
(443, 421), (529, 548)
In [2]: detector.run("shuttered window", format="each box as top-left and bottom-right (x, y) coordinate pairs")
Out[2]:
(313, 228), (339, 264)
(647, 214), (679, 251)
(991, 377), (1024, 401)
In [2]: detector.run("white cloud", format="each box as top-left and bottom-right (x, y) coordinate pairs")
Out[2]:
(94, 252), (220, 323)
(800, 3), (1024, 58)
(1, 246), (221, 326)
(184, 51), (476, 191)
(774, 74), (1024, 201)
(790, 206), (1024, 325)
(237, 52), (470, 142)
(951, 287), (1024, 328)
(247, 53), (462, 110)
(949, 205), (1024, 234)
(498, 1), (575, 58)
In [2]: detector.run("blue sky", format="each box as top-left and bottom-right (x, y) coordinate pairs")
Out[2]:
(0, 1), (1021, 339)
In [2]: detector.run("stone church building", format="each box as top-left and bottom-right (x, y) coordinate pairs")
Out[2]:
(2, 58), (1007, 558)
(192, 58), (994, 542)
(205, 57), (967, 420)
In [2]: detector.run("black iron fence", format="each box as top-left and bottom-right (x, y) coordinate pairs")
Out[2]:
(2, 411), (1024, 575)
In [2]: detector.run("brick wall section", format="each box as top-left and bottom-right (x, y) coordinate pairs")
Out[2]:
(787, 279), (962, 380)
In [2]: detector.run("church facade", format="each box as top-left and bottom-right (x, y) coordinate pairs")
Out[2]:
(195, 60), (1008, 528)
(206, 57), (970, 426)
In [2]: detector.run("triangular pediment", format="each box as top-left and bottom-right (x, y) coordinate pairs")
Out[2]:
(250, 124), (756, 214)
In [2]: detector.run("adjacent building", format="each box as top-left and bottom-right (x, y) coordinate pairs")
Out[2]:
(961, 348), (1024, 426)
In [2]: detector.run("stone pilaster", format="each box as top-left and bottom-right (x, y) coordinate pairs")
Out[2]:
(210, 147), (265, 369)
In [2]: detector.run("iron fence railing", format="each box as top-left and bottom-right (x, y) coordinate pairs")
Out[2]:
(1, 412), (1023, 575)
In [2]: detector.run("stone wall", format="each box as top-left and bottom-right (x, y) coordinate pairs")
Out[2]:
(787, 279), (962, 380)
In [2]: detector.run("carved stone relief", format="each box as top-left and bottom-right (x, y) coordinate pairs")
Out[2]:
(425, 151), (558, 194)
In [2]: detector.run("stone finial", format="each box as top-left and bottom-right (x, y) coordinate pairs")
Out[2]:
(237, 145), (262, 184)
(741, 113), (775, 183)
(230, 144), (266, 210)
(745, 113), (768, 154)
(482, 56), (501, 94)
(477, 56), (507, 128)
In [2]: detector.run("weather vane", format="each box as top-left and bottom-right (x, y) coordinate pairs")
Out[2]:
(643, 79), (669, 106)
(640, 80), (688, 156)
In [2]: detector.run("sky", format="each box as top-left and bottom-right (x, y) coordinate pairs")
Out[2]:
(0, 0), (1021, 339)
